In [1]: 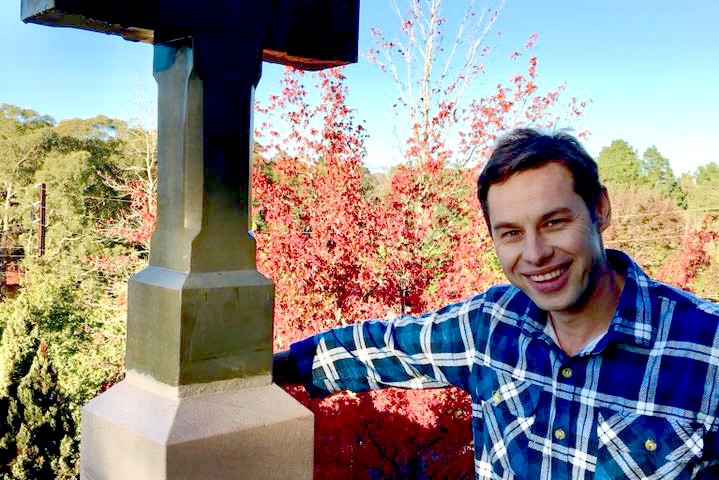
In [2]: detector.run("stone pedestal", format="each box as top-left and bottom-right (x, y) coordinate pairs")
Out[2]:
(81, 377), (313, 480)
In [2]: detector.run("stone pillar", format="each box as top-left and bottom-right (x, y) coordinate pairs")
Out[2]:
(79, 44), (314, 480)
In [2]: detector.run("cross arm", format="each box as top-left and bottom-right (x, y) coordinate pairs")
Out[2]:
(21, 0), (156, 42)
(21, 0), (360, 70)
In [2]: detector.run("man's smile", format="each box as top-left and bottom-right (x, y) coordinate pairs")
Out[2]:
(526, 265), (568, 282)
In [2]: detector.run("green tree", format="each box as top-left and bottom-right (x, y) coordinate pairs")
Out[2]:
(1, 108), (141, 270)
(596, 139), (643, 188)
(0, 105), (156, 479)
(0, 313), (77, 480)
(690, 163), (719, 213)
(7, 341), (77, 480)
(2, 258), (126, 406)
(21, 116), (128, 260)
(0, 256), (124, 479)
(641, 146), (684, 207)
(0, 313), (38, 471)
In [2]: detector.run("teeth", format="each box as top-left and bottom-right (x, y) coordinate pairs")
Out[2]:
(530, 268), (564, 282)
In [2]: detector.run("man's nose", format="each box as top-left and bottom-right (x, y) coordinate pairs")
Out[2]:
(522, 232), (553, 264)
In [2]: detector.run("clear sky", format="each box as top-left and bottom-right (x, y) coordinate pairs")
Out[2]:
(2, 0), (717, 174)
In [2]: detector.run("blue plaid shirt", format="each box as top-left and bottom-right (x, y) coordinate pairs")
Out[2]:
(291, 250), (719, 479)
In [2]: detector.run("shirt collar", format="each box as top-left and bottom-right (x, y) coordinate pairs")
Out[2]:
(603, 249), (655, 348)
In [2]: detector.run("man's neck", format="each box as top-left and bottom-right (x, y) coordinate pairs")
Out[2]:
(549, 267), (624, 356)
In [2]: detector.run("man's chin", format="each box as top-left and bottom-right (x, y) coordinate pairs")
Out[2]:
(524, 289), (574, 314)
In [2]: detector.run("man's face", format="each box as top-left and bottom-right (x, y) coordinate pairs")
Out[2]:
(486, 162), (610, 314)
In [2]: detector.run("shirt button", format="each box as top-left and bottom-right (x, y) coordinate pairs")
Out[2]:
(644, 439), (657, 452)
(561, 367), (573, 379)
(553, 428), (566, 441)
(492, 391), (501, 404)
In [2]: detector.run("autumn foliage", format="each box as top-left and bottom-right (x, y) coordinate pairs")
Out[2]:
(105, 178), (156, 249)
(657, 214), (719, 290)
(254, 67), (483, 479)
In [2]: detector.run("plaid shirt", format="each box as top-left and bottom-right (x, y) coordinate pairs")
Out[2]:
(291, 250), (719, 479)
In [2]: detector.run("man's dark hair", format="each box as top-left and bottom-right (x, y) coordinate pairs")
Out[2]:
(477, 128), (603, 228)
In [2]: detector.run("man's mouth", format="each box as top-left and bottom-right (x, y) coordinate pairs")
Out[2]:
(528, 266), (566, 282)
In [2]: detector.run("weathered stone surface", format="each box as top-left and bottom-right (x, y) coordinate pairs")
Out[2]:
(126, 268), (274, 387)
(81, 379), (314, 480)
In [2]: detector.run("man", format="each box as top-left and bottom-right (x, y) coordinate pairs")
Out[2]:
(274, 128), (719, 479)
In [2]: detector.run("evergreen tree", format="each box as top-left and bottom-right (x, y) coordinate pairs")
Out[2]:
(682, 162), (719, 217)
(596, 139), (643, 188)
(641, 146), (685, 207)
(0, 313), (40, 474)
(0, 315), (77, 479)
(694, 162), (719, 211)
(8, 341), (77, 479)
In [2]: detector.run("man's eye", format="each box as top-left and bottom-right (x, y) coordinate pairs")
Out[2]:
(502, 230), (520, 239)
(546, 218), (566, 228)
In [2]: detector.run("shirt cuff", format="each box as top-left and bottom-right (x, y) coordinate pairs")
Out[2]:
(290, 335), (330, 398)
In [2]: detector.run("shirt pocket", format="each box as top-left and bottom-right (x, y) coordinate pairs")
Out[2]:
(476, 369), (542, 419)
(474, 368), (543, 471)
(595, 410), (704, 480)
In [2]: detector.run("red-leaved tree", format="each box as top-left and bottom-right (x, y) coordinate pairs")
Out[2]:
(254, 67), (479, 479)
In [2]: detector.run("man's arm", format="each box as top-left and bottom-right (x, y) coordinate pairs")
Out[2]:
(274, 293), (491, 398)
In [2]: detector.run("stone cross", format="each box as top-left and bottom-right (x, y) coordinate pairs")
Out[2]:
(22, 1), (359, 478)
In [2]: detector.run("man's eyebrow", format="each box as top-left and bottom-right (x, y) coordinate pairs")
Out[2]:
(491, 221), (519, 232)
(539, 207), (573, 222)
(491, 207), (574, 232)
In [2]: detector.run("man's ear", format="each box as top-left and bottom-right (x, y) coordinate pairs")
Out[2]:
(596, 186), (611, 233)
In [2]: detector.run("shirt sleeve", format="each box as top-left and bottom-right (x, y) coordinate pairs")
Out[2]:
(290, 296), (485, 396)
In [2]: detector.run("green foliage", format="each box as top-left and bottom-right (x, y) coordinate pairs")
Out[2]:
(0, 313), (77, 479)
(0, 105), (154, 478)
(1, 258), (126, 409)
(0, 314), (38, 472)
(683, 162), (719, 217)
(1, 106), (155, 265)
(0, 313), (37, 399)
(598, 140), (685, 209)
(0, 105), (56, 275)
(641, 146), (685, 207)
(597, 140), (643, 188)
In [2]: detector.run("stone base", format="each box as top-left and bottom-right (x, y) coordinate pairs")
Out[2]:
(80, 378), (313, 479)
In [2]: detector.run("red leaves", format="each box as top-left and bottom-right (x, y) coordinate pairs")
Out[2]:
(657, 214), (719, 290)
(253, 66), (499, 476)
(103, 178), (156, 250)
(525, 32), (539, 49)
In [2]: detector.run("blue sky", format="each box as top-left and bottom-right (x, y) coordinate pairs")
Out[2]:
(2, 0), (717, 174)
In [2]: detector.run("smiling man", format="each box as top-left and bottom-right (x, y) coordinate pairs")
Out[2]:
(274, 128), (719, 479)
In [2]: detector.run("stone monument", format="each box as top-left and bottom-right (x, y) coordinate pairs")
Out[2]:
(21, 1), (360, 478)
